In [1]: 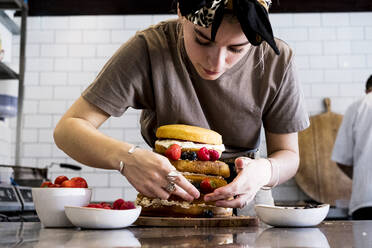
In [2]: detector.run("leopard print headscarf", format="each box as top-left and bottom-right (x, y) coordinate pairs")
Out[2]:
(184, 0), (229, 28)
(178, 0), (279, 55)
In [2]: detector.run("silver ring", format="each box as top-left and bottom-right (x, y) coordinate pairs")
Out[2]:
(166, 170), (181, 183)
(165, 182), (176, 193)
(119, 161), (125, 174)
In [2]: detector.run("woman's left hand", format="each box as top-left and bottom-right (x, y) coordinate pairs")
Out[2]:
(203, 157), (271, 208)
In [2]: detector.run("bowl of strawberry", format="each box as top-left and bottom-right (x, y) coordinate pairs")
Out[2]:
(40, 175), (88, 188)
(64, 198), (141, 229)
(32, 175), (92, 228)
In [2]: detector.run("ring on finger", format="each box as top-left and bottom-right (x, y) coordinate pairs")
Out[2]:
(165, 182), (176, 193)
(166, 170), (181, 183)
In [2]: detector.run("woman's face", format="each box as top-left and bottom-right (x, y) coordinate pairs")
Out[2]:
(183, 17), (250, 80)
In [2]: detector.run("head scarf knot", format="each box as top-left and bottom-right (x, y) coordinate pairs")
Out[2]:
(178, 0), (280, 55)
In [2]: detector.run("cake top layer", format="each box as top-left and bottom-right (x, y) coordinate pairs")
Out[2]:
(156, 124), (223, 145)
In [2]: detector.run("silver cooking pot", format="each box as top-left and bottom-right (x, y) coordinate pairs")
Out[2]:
(0, 163), (81, 187)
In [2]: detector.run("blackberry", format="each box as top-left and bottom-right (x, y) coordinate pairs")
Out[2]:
(191, 181), (200, 190)
(181, 152), (189, 160)
(181, 151), (197, 161)
(187, 152), (197, 161)
(203, 210), (214, 218)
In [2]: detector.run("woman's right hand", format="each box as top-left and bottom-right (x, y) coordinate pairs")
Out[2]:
(53, 96), (199, 202)
(122, 148), (200, 202)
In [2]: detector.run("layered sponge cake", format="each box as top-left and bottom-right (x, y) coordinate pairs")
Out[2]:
(136, 124), (233, 218)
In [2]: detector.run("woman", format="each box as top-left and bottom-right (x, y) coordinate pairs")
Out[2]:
(54, 0), (309, 209)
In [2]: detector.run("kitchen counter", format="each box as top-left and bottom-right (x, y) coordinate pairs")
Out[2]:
(1, 221), (371, 247)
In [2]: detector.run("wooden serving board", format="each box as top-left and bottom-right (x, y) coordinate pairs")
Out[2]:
(295, 98), (352, 206)
(134, 216), (259, 227)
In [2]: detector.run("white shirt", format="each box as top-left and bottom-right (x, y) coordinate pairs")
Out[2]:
(332, 93), (372, 215)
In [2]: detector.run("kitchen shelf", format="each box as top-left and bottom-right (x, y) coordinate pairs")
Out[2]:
(0, 61), (18, 79)
(0, 0), (23, 10)
(0, 0), (27, 165)
(0, 10), (20, 34)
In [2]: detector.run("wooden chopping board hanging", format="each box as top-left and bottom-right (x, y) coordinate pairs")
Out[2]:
(295, 98), (352, 206)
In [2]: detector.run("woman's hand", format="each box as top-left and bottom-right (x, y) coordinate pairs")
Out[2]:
(203, 157), (271, 208)
(204, 132), (300, 208)
(122, 148), (200, 202)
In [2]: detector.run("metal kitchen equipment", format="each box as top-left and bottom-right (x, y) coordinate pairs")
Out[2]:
(14, 186), (33, 211)
(0, 163), (82, 187)
(0, 184), (21, 212)
(0, 183), (39, 222)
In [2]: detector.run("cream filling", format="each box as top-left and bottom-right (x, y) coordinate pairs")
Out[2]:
(135, 196), (229, 210)
(181, 172), (224, 180)
(156, 139), (225, 152)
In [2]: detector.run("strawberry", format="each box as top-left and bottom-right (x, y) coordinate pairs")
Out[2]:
(49, 183), (61, 187)
(86, 204), (100, 208)
(40, 181), (53, 188)
(165, 144), (182, 160)
(100, 202), (112, 209)
(54, 175), (69, 185)
(61, 180), (75, 188)
(87, 204), (103, 208)
(197, 147), (210, 161)
(200, 178), (216, 194)
(112, 198), (125, 210)
(209, 149), (220, 161)
(70, 177), (88, 188)
(120, 201), (136, 210)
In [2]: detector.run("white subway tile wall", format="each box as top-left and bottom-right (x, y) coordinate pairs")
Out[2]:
(0, 120), (11, 184)
(0, 121), (11, 166)
(0, 12), (370, 202)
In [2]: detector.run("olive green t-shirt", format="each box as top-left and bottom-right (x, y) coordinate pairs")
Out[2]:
(82, 19), (309, 158)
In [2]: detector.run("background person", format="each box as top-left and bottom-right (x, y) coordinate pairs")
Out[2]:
(332, 75), (372, 220)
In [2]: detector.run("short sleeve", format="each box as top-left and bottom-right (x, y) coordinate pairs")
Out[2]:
(331, 104), (357, 166)
(82, 34), (155, 117)
(263, 59), (310, 133)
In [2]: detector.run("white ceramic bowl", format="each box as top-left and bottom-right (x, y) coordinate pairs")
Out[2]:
(32, 187), (92, 227)
(64, 206), (141, 229)
(255, 204), (330, 227)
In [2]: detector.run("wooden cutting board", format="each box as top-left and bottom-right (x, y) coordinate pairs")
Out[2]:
(295, 98), (352, 206)
(134, 216), (259, 227)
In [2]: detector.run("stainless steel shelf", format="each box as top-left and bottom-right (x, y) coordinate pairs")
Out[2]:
(0, 0), (23, 10)
(0, 10), (20, 34)
(0, 0), (27, 164)
(0, 61), (19, 79)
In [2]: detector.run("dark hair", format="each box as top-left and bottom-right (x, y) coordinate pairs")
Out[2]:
(366, 75), (372, 91)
